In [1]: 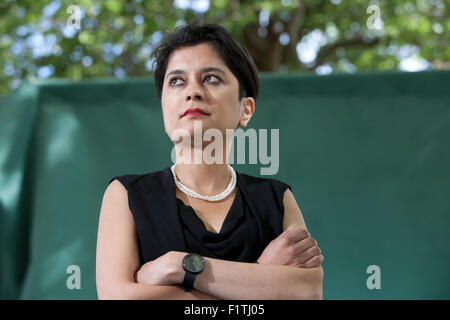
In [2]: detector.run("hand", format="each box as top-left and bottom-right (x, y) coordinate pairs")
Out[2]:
(135, 251), (185, 286)
(256, 226), (324, 268)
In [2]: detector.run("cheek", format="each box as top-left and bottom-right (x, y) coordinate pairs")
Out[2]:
(162, 109), (175, 132)
(162, 94), (179, 115)
(162, 93), (175, 116)
(161, 104), (174, 133)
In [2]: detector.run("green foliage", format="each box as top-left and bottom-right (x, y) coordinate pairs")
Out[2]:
(0, 0), (448, 97)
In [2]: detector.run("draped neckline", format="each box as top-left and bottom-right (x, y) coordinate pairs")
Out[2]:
(167, 167), (241, 235)
(175, 187), (240, 235)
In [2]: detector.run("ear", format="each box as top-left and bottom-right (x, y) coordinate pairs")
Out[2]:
(239, 97), (255, 128)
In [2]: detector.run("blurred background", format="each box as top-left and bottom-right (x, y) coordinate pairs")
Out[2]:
(0, 0), (449, 300)
(0, 0), (449, 97)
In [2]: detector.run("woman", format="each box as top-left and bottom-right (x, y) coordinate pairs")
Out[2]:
(96, 22), (324, 300)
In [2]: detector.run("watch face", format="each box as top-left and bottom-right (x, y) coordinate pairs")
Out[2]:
(182, 253), (205, 274)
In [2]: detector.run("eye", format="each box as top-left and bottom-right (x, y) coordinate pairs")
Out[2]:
(204, 75), (221, 83)
(169, 77), (184, 86)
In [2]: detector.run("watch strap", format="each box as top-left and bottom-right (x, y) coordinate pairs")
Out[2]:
(181, 271), (196, 292)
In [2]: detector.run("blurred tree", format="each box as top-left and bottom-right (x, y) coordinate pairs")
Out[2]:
(0, 0), (448, 97)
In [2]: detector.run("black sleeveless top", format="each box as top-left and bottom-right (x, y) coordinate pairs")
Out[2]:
(108, 166), (292, 266)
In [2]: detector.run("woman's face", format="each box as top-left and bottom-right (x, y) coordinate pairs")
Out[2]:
(161, 42), (254, 144)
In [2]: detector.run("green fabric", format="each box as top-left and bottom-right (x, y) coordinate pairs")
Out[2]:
(1, 71), (449, 299)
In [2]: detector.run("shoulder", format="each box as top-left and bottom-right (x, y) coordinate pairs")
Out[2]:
(237, 171), (305, 231)
(237, 171), (292, 193)
(237, 172), (292, 207)
(238, 173), (292, 196)
(106, 167), (168, 192)
(237, 171), (304, 230)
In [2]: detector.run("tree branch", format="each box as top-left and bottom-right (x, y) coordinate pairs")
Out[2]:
(310, 36), (381, 69)
(281, 0), (306, 67)
(242, 21), (267, 68)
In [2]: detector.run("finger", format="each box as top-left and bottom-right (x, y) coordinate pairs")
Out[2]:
(292, 237), (317, 255)
(283, 226), (309, 242)
(299, 254), (324, 268)
(295, 245), (321, 265)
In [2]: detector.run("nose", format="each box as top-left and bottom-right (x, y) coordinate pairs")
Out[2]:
(185, 80), (204, 102)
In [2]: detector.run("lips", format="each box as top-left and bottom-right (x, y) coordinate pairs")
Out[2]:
(182, 108), (209, 117)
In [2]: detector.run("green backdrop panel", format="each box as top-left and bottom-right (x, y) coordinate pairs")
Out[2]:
(0, 71), (449, 299)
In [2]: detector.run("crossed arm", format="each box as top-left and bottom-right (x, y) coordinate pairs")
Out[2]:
(96, 180), (324, 300)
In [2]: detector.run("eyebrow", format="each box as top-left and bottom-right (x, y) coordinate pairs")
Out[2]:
(165, 67), (226, 79)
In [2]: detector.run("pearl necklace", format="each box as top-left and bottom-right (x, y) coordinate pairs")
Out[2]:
(171, 164), (237, 202)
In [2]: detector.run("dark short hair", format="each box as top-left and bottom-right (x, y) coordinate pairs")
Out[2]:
(151, 21), (259, 102)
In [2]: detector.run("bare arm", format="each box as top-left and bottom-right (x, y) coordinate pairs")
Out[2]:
(187, 254), (323, 299)
(95, 179), (218, 299)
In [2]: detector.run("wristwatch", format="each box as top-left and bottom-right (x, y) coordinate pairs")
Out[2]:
(181, 253), (205, 292)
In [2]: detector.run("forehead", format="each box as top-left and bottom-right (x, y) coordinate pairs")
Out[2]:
(166, 43), (229, 74)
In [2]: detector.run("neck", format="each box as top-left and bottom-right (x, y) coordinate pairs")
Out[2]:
(172, 136), (235, 195)
(173, 162), (231, 196)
